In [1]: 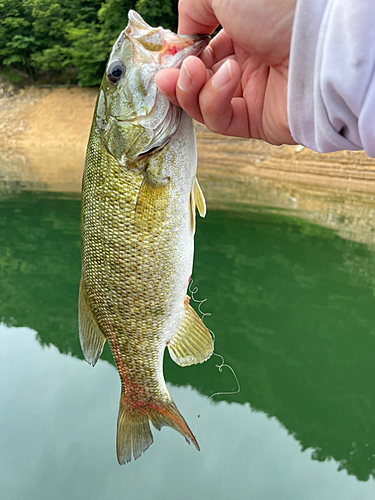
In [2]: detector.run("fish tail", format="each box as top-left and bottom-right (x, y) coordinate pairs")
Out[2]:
(148, 399), (200, 451)
(116, 394), (199, 464)
(116, 396), (153, 465)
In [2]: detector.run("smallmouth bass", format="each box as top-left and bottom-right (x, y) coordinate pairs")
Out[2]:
(79, 10), (213, 464)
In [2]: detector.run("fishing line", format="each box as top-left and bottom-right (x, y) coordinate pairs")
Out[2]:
(208, 353), (240, 400)
(188, 279), (240, 399)
(188, 281), (212, 325)
(189, 279), (240, 437)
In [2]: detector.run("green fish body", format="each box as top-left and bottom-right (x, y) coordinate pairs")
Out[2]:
(79, 11), (213, 464)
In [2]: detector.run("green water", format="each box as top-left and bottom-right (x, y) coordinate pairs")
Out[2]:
(1, 191), (375, 499)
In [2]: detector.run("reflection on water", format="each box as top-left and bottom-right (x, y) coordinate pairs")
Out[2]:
(1, 191), (375, 495)
(4, 325), (375, 500)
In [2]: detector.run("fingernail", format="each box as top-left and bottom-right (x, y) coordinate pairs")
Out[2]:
(212, 59), (233, 89)
(178, 61), (193, 91)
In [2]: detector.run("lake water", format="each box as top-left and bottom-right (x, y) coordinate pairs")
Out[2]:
(1, 190), (375, 499)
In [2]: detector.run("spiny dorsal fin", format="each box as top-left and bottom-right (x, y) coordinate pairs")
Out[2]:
(167, 300), (214, 367)
(78, 274), (106, 366)
(193, 178), (206, 218)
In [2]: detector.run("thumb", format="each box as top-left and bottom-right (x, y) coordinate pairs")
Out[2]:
(178, 0), (219, 34)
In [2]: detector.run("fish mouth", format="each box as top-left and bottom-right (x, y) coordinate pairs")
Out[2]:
(125, 10), (210, 70)
(160, 33), (210, 69)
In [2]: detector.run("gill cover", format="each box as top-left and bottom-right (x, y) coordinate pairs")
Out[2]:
(94, 10), (209, 165)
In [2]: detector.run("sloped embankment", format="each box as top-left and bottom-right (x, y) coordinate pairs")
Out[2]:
(1, 84), (375, 245)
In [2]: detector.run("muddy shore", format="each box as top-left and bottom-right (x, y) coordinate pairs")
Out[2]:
(1, 85), (375, 245)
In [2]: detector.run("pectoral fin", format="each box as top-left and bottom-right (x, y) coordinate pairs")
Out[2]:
(78, 274), (106, 366)
(167, 300), (214, 367)
(134, 172), (170, 229)
(192, 178), (206, 218)
(190, 178), (206, 233)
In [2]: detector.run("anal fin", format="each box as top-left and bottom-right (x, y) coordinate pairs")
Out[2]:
(167, 300), (214, 367)
(78, 274), (106, 366)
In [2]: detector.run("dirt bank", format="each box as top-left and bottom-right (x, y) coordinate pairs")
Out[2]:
(1, 85), (375, 245)
(0, 86), (97, 192)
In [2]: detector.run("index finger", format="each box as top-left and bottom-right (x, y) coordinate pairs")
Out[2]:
(178, 0), (219, 35)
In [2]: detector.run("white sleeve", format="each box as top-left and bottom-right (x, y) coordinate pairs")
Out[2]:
(287, 0), (375, 157)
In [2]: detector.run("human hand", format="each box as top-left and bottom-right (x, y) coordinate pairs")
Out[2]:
(156, 0), (297, 145)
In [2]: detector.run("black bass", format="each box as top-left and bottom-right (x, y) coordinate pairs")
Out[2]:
(79, 10), (213, 464)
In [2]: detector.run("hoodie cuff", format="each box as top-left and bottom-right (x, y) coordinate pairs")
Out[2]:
(287, 0), (375, 155)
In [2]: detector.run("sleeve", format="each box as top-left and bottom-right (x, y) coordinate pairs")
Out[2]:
(287, 0), (375, 157)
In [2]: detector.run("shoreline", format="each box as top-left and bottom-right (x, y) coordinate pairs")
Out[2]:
(1, 85), (375, 245)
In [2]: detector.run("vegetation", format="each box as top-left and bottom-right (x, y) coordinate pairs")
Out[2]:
(0, 0), (178, 86)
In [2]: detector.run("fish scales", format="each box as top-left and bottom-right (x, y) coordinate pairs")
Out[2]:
(82, 124), (189, 394)
(79, 10), (214, 464)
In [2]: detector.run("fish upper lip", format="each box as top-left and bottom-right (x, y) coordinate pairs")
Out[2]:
(178, 34), (210, 42)
(166, 34), (210, 69)
(177, 33), (210, 49)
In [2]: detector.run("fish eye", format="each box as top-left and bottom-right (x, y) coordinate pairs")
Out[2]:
(107, 61), (125, 84)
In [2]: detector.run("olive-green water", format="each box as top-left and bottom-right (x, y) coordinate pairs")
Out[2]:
(2, 190), (375, 499)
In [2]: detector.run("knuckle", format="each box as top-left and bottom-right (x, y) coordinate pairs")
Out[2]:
(200, 103), (227, 134)
(206, 122), (223, 134)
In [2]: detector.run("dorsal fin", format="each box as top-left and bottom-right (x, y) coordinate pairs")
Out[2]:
(167, 300), (214, 367)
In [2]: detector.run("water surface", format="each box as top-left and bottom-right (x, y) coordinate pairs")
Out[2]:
(1, 191), (375, 499)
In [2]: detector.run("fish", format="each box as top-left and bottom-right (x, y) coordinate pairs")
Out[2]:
(79, 10), (213, 464)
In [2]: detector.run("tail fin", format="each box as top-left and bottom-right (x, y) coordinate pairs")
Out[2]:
(116, 398), (153, 465)
(149, 399), (200, 450)
(116, 395), (199, 464)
